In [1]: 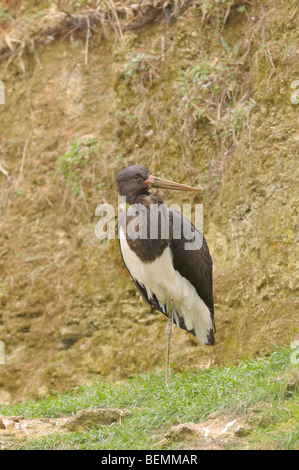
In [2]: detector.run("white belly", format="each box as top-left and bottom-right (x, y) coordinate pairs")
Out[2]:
(119, 227), (213, 344)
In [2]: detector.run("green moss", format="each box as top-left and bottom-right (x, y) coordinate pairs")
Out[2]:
(0, 6), (12, 24)
(58, 136), (101, 196)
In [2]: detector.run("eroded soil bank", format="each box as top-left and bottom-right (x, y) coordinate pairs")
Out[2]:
(0, 0), (298, 402)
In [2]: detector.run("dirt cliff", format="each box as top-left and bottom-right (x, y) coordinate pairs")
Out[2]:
(0, 0), (298, 402)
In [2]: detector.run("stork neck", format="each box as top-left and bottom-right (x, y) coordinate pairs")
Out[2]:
(127, 192), (164, 207)
(124, 191), (170, 262)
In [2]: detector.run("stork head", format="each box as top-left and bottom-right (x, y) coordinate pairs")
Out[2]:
(116, 165), (201, 203)
(116, 165), (151, 203)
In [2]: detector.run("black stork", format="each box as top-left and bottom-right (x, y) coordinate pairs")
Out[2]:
(116, 165), (215, 384)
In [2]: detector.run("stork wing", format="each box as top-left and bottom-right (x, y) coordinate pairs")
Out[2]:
(117, 211), (196, 335)
(117, 234), (196, 336)
(169, 209), (215, 343)
(117, 209), (216, 340)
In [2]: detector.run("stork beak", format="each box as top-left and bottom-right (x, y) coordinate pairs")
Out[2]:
(145, 174), (201, 192)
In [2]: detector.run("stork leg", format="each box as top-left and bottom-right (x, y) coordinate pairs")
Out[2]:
(165, 294), (173, 386)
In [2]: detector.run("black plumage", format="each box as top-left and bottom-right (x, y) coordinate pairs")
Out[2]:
(169, 209), (215, 344)
(116, 165), (216, 346)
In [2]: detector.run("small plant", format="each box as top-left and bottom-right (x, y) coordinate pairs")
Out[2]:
(220, 37), (241, 59)
(71, 0), (94, 7)
(0, 6), (12, 24)
(178, 59), (232, 122)
(177, 49), (254, 200)
(123, 52), (160, 87)
(193, 0), (247, 23)
(58, 136), (100, 196)
(0, 282), (8, 301)
(97, 182), (105, 192)
(179, 61), (214, 95)
(228, 98), (255, 132)
(15, 188), (24, 197)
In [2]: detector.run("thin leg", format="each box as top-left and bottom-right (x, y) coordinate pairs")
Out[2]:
(165, 294), (173, 386)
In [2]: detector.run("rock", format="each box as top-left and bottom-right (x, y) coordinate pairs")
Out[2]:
(60, 325), (86, 349)
(0, 416), (21, 432)
(285, 372), (299, 398)
(234, 426), (252, 437)
(64, 408), (129, 432)
(164, 423), (200, 441)
(163, 416), (248, 446)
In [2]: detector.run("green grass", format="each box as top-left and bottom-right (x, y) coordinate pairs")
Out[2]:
(0, 6), (12, 24)
(58, 135), (101, 196)
(1, 345), (298, 449)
